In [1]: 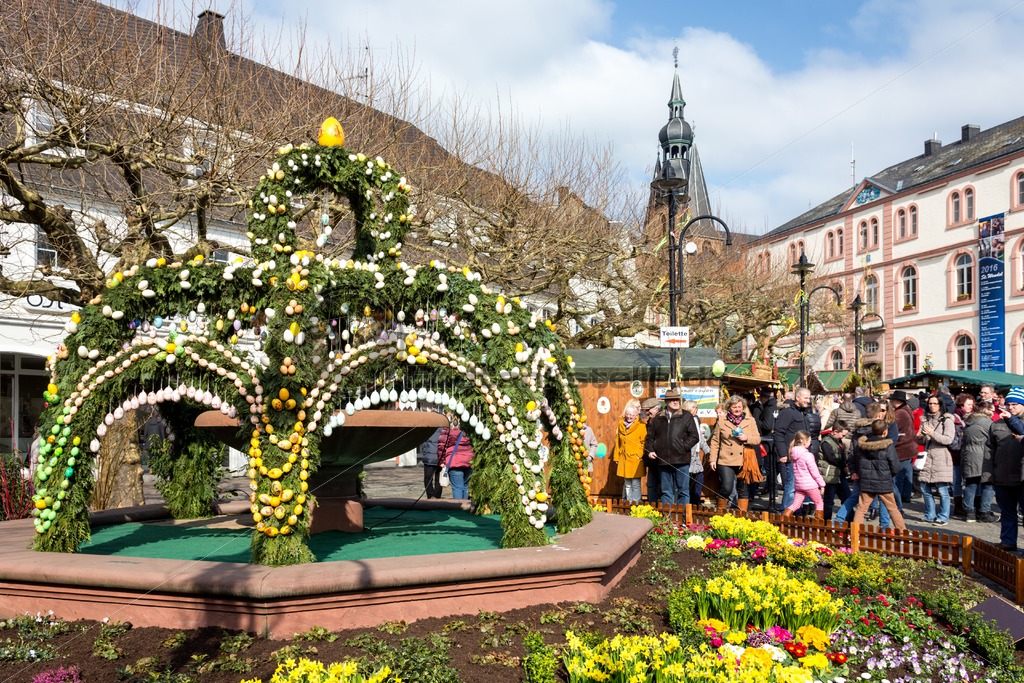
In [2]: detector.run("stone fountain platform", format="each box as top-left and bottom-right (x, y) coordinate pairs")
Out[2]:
(0, 502), (650, 638)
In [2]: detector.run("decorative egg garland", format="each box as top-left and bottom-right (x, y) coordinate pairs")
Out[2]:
(33, 121), (593, 564)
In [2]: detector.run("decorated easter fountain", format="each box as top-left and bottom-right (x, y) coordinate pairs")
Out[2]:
(1, 120), (647, 635)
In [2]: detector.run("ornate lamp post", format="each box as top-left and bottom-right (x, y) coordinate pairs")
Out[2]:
(651, 165), (687, 389)
(790, 252), (842, 387)
(849, 294), (864, 374)
(651, 51), (692, 389)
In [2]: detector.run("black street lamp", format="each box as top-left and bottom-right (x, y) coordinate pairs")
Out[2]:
(849, 294), (864, 374)
(790, 252), (842, 387)
(675, 214), (733, 303)
(651, 164), (688, 389)
(652, 55), (693, 390)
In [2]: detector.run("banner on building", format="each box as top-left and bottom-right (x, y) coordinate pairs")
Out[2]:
(978, 213), (1005, 371)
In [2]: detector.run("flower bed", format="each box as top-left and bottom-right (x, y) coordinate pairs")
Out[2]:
(7, 510), (1023, 682)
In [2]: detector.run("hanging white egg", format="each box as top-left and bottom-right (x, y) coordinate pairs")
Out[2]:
(345, 401), (355, 415)
(104, 413), (115, 426)
(370, 389), (381, 405)
(469, 414), (479, 427)
(202, 392), (213, 406)
(389, 387), (398, 402)
(97, 423), (108, 437)
(447, 396), (458, 410)
(90, 439), (101, 452)
(211, 395), (222, 409)
(399, 389), (409, 403)
(113, 407), (124, 420)
(426, 389), (435, 403)
(475, 422), (484, 435)
(417, 387), (427, 400)
(323, 425), (333, 437)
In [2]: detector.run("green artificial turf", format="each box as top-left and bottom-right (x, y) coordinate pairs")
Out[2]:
(80, 507), (552, 562)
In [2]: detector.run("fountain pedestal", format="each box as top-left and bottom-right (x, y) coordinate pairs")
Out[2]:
(196, 409), (449, 533)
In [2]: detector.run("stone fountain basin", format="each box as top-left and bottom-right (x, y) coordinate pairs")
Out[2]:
(195, 409), (448, 467)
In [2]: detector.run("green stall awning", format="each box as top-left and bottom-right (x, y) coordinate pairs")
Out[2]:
(566, 347), (720, 383)
(886, 369), (1024, 391)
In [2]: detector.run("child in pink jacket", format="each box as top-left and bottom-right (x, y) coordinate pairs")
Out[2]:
(783, 431), (826, 519)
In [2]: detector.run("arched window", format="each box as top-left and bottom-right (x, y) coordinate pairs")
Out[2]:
(956, 335), (975, 370)
(897, 209), (907, 239)
(827, 232), (835, 259)
(865, 274), (879, 314)
(1017, 172), (1024, 206)
(903, 341), (918, 375)
(859, 221), (868, 250)
(910, 206), (918, 235)
(955, 253), (973, 299)
(830, 350), (844, 371)
(871, 217), (879, 246)
(951, 191), (961, 224)
(902, 266), (918, 309)
(789, 243), (797, 264)
(836, 228), (844, 255)
(798, 240), (805, 256)
(965, 188), (975, 221)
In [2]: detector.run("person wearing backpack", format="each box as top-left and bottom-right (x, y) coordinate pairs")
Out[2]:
(917, 395), (956, 525)
(950, 393), (973, 517)
(818, 422), (850, 521)
(961, 401), (997, 523)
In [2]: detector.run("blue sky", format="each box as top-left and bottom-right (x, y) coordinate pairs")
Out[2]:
(110, 0), (1024, 235)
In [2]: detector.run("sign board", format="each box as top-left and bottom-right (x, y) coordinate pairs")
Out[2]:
(659, 326), (689, 348)
(655, 385), (720, 418)
(978, 213), (1006, 371)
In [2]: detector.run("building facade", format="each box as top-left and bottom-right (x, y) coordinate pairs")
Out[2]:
(751, 118), (1024, 381)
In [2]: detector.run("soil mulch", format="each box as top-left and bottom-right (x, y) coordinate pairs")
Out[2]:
(5, 543), (1023, 683)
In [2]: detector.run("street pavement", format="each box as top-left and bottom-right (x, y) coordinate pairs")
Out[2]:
(142, 462), (1014, 551)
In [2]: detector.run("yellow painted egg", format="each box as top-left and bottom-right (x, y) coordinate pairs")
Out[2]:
(318, 117), (345, 147)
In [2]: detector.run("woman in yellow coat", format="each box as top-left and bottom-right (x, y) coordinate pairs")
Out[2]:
(709, 395), (762, 511)
(614, 398), (647, 502)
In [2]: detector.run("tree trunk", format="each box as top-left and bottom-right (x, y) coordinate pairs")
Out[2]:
(91, 411), (145, 510)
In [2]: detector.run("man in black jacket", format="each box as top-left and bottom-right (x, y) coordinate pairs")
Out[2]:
(644, 389), (700, 505)
(751, 389), (779, 503)
(773, 387), (822, 511)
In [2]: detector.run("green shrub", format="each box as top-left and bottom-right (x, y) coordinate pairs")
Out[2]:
(344, 633), (457, 683)
(0, 452), (33, 521)
(146, 406), (225, 519)
(826, 551), (920, 597)
(666, 575), (703, 637)
(522, 631), (557, 683)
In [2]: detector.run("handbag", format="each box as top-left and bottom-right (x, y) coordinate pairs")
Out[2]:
(913, 452), (927, 471)
(439, 432), (463, 487)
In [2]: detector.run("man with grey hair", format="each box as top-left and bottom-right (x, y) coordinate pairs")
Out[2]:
(773, 387), (822, 511)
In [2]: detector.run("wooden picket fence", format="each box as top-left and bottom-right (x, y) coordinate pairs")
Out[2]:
(590, 497), (1024, 605)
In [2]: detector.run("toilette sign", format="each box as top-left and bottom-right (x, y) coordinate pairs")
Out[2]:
(659, 326), (690, 348)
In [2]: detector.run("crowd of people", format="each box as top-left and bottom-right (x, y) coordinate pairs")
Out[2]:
(610, 382), (1024, 553)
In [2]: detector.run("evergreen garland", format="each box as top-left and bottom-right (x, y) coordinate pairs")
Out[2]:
(30, 126), (594, 565)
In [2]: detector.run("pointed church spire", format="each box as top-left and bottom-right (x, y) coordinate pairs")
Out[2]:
(653, 51), (691, 194)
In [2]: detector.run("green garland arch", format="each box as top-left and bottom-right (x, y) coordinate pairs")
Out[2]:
(31, 131), (594, 566)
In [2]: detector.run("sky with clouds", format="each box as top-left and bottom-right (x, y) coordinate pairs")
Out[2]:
(110, 0), (1024, 235)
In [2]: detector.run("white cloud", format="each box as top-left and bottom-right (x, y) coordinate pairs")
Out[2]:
(109, 0), (1024, 234)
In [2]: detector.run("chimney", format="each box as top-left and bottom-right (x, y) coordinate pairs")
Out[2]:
(924, 137), (942, 156)
(961, 124), (980, 143)
(193, 10), (226, 54)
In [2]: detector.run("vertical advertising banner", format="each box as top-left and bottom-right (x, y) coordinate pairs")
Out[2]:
(978, 213), (1005, 371)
